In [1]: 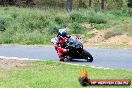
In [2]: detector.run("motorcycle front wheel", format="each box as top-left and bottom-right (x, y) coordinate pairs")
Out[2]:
(82, 50), (93, 62)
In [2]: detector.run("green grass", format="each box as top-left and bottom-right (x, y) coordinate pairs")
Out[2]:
(0, 6), (132, 45)
(85, 33), (95, 39)
(0, 60), (132, 88)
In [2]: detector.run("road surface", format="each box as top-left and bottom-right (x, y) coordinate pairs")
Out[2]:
(0, 46), (132, 70)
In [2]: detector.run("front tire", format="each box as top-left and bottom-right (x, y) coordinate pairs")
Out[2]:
(82, 50), (93, 62)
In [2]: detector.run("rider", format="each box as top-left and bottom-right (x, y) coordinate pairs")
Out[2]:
(56, 28), (69, 61)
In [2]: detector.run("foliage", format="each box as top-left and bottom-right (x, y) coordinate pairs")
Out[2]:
(85, 33), (95, 38)
(70, 11), (107, 24)
(70, 23), (87, 34)
(0, 18), (6, 31)
(0, 7), (131, 45)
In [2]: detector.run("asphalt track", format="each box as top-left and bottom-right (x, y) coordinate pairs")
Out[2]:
(0, 46), (132, 70)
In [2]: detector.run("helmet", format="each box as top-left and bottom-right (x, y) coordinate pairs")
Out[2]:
(58, 29), (67, 38)
(61, 31), (67, 38)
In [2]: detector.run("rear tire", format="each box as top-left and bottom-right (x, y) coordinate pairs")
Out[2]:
(64, 56), (72, 62)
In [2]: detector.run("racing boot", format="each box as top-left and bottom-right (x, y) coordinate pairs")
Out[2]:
(59, 56), (65, 62)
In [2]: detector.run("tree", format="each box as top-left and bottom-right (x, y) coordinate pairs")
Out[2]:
(101, 0), (105, 9)
(0, 0), (5, 5)
(0, 0), (16, 5)
(79, 0), (82, 8)
(128, 0), (132, 13)
(26, 0), (35, 6)
(66, 0), (72, 12)
(8, 0), (16, 5)
(114, 0), (123, 9)
(89, 0), (92, 7)
(128, 0), (132, 8)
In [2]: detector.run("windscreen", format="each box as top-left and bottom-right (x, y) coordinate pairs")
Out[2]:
(67, 37), (83, 48)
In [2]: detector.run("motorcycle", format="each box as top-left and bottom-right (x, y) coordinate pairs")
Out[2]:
(51, 35), (93, 62)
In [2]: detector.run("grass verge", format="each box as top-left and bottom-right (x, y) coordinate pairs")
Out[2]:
(0, 60), (132, 88)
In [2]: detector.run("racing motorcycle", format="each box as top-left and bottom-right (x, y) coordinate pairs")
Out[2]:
(51, 35), (93, 62)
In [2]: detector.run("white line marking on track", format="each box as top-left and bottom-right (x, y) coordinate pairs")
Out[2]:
(0, 56), (111, 70)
